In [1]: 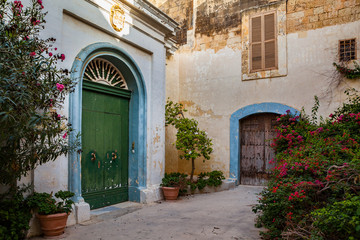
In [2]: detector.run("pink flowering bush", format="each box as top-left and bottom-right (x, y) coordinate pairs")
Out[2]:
(253, 89), (360, 239)
(0, 1), (78, 237)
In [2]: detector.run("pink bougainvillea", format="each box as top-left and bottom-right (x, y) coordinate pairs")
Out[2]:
(56, 83), (65, 92)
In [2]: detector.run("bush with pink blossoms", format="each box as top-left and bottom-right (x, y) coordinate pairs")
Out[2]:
(253, 89), (360, 239)
(0, 1), (78, 238)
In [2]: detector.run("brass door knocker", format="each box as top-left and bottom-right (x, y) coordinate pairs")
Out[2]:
(91, 151), (96, 161)
(112, 150), (118, 160)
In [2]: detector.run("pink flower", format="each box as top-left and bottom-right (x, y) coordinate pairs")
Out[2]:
(62, 132), (67, 139)
(29, 52), (36, 57)
(13, 1), (23, 12)
(37, 0), (42, 4)
(59, 54), (65, 61)
(55, 48), (57, 51)
(56, 83), (65, 92)
(49, 52), (53, 57)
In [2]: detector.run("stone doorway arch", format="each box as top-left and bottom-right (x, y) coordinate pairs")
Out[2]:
(229, 103), (298, 184)
(69, 42), (147, 205)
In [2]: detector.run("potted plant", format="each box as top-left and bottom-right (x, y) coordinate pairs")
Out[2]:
(161, 173), (187, 200)
(27, 190), (74, 237)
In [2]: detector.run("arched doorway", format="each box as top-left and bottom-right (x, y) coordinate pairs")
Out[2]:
(81, 58), (130, 209)
(69, 43), (147, 205)
(229, 103), (298, 184)
(239, 113), (278, 185)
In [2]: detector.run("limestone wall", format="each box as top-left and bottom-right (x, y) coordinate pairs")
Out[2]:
(149, 0), (360, 177)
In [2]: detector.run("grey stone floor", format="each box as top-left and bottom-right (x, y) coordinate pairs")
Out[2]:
(32, 185), (263, 240)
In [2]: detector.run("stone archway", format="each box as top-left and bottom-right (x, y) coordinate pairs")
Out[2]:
(229, 103), (298, 184)
(69, 42), (147, 205)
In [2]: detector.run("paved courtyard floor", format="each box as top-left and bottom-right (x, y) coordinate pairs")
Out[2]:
(33, 185), (263, 240)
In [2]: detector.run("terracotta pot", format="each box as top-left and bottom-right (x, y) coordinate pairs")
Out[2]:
(162, 186), (180, 200)
(37, 212), (69, 237)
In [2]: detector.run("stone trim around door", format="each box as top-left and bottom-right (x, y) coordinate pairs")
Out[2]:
(229, 103), (298, 184)
(69, 42), (147, 222)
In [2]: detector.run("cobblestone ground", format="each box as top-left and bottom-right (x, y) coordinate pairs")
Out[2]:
(32, 185), (263, 240)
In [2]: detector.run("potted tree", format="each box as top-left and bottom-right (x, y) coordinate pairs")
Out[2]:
(27, 190), (74, 237)
(165, 100), (213, 182)
(161, 173), (187, 200)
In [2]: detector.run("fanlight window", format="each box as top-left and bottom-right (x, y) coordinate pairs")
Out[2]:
(84, 58), (128, 89)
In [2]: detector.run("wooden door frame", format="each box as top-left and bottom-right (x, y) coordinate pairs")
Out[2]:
(69, 42), (147, 203)
(229, 103), (298, 184)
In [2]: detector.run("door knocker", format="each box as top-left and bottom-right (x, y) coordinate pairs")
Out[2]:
(91, 151), (96, 161)
(112, 150), (118, 160)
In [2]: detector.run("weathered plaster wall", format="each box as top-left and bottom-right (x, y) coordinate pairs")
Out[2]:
(149, 0), (360, 177)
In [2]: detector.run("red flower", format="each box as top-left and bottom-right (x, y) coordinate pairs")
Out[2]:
(49, 52), (53, 57)
(29, 52), (36, 57)
(59, 54), (65, 61)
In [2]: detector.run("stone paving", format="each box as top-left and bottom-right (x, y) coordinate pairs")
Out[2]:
(32, 185), (263, 240)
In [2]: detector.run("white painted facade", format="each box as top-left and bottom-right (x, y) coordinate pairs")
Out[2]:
(23, 0), (177, 236)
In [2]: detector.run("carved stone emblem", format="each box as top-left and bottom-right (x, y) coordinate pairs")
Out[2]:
(110, 5), (125, 32)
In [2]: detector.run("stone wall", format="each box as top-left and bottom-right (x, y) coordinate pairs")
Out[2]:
(287, 0), (360, 33)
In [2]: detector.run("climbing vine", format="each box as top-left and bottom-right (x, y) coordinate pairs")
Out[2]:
(333, 62), (360, 79)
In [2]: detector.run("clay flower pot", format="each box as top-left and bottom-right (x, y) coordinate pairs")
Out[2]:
(162, 186), (180, 200)
(37, 212), (69, 237)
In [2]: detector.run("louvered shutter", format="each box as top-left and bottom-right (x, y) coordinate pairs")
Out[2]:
(264, 13), (276, 69)
(250, 12), (277, 72)
(251, 16), (262, 71)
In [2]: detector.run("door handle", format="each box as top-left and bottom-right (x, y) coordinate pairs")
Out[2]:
(112, 150), (117, 160)
(91, 151), (96, 161)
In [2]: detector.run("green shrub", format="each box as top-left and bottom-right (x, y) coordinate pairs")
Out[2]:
(26, 190), (74, 215)
(189, 171), (225, 190)
(0, 191), (32, 240)
(311, 195), (360, 240)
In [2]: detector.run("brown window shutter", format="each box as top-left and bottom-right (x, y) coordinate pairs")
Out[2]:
(251, 16), (262, 71)
(252, 43), (262, 70)
(264, 13), (276, 69)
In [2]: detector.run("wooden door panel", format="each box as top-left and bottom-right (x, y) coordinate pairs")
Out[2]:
(81, 108), (105, 193)
(81, 84), (129, 209)
(240, 113), (278, 185)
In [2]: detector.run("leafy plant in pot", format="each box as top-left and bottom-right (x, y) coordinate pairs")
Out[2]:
(160, 173), (187, 200)
(27, 190), (74, 237)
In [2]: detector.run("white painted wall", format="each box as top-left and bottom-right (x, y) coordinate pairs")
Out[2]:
(31, 0), (172, 206)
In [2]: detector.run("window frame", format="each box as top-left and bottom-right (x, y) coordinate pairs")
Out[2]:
(339, 38), (356, 62)
(249, 11), (278, 73)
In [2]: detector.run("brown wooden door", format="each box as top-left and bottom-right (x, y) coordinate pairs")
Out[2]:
(240, 113), (278, 185)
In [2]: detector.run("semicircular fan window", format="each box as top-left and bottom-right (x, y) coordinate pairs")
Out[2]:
(84, 58), (128, 89)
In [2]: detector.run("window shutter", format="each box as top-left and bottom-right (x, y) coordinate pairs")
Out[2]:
(264, 13), (276, 69)
(250, 12), (277, 72)
(251, 16), (262, 71)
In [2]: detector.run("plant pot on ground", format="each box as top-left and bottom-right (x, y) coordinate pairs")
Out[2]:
(26, 190), (74, 238)
(160, 173), (187, 200)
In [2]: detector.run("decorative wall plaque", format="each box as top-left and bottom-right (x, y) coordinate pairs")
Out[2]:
(110, 5), (125, 32)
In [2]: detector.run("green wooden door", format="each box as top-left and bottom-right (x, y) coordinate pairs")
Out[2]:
(81, 81), (130, 209)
